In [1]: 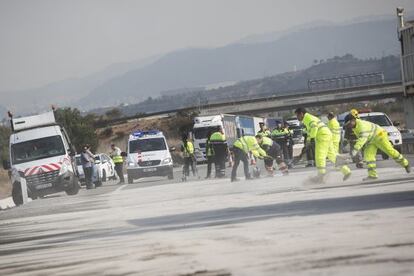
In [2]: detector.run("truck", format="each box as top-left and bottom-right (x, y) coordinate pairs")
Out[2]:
(192, 114), (238, 162)
(3, 111), (79, 205)
(192, 114), (264, 162)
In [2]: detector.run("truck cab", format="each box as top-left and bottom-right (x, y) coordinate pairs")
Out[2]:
(4, 111), (79, 205)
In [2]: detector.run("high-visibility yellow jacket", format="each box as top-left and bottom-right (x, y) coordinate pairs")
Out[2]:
(210, 132), (226, 142)
(327, 117), (341, 142)
(182, 141), (194, 157)
(260, 136), (273, 147)
(206, 139), (214, 157)
(271, 128), (289, 140)
(302, 113), (327, 139)
(352, 119), (385, 151)
(110, 146), (124, 164)
(234, 136), (267, 158)
(257, 129), (271, 137)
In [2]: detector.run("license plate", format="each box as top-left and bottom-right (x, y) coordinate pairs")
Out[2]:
(143, 168), (157, 172)
(36, 183), (53, 190)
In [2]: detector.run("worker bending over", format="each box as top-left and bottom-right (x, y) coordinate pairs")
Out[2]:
(256, 134), (288, 176)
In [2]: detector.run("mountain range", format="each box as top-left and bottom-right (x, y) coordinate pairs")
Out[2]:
(0, 15), (404, 117)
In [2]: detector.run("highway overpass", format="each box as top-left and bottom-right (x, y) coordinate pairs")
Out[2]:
(198, 81), (404, 115)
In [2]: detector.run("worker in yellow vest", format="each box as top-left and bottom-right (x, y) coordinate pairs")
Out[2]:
(231, 135), (267, 182)
(327, 112), (341, 154)
(344, 115), (410, 180)
(295, 107), (351, 183)
(181, 134), (196, 178)
(110, 143), (125, 184)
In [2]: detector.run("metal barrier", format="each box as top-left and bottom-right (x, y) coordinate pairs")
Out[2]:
(402, 137), (414, 154)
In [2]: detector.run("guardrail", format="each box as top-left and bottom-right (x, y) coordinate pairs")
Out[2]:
(402, 137), (414, 154)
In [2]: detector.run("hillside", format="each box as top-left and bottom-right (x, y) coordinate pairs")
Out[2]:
(105, 54), (401, 117)
(82, 18), (400, 109)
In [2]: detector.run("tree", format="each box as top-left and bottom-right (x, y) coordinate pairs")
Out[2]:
(0, 125), (11, 162)
(54, 108), (98, 152)
(105, 108), (122, 119)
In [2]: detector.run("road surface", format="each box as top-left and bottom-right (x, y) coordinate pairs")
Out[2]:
(1, 158), (414, 275)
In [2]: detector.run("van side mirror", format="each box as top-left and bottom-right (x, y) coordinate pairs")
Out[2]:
(169, 146), (176, 152)
(393, 121), (400, 127)
(68, 145), (76, 157)
(2, 160), (11, 170)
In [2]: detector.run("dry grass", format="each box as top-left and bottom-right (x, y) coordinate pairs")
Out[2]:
(0, 169), (11, 199)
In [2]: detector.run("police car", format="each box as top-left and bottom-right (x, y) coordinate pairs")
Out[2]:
(126, 130), (174, 183)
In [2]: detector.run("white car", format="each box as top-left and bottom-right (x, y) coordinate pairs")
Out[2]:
(75, 153), (116, 186)
(94, 153), (116, 182)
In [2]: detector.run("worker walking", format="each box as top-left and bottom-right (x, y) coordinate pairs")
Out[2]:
(110, 143), (125, 184)
(327, 112), (341, 154)
(256, 134), (289, 176)
(205, 131), (215, 179)
(231, 136), (267, 182)
(210, 127), (228, 178)
(295, 107), (351, 183)
(344, 114), (410, 180)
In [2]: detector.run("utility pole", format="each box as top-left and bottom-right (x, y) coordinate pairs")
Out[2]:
(397, 7), (414, 128)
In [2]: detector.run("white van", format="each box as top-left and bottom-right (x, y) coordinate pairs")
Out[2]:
(126, 130), (174, 183)
(3, 111), (79, 205)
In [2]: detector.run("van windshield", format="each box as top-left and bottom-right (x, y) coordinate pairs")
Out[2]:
(11, 135), (66, 165)
(194, 127), (220, 139)
(361, 115), (392, 127)
(129, 138), (167, 153)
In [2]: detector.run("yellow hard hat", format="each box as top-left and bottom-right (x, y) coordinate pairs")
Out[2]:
(350, 109), (359, 118)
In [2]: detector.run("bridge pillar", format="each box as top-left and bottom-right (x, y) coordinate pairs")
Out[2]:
(403, 96), (414, 129)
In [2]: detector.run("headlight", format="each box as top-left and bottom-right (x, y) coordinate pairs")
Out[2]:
(59, 163), (69, 176)
(388, 132), (399, 137)
(161, 157), (172, 165)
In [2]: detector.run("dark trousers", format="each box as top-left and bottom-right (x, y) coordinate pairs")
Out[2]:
(266, 143), (284, 166)
(231, 147), (250, 180)
(114, 163), (125, 183)
(183, 157), (196, 176)
(212, 143), (228, 178)
(275, 140), (289, 161)
(287, 138), (294, 160)
(83, 166), (93, 187)
(206, 155), (214, 178)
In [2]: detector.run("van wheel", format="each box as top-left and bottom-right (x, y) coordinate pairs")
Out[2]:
(66, 179), (80, 195)
(168, 171), (174, 180)
(102, 170), (107, 182)
(128, 175), (134, 184)
(12, 183), (23, 206)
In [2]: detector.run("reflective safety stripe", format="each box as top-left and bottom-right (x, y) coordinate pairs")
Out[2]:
(367, 167), (376, 171)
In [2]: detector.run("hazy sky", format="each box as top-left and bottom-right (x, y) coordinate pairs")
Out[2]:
(1, 0), (413, 91)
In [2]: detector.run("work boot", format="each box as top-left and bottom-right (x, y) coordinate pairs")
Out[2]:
(231, 177), (240, 182)
(405, 164), (411, 174)
(356, 162), (364, 169)
(363, 176), (378, 181)
(343, 172), (351, 181)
